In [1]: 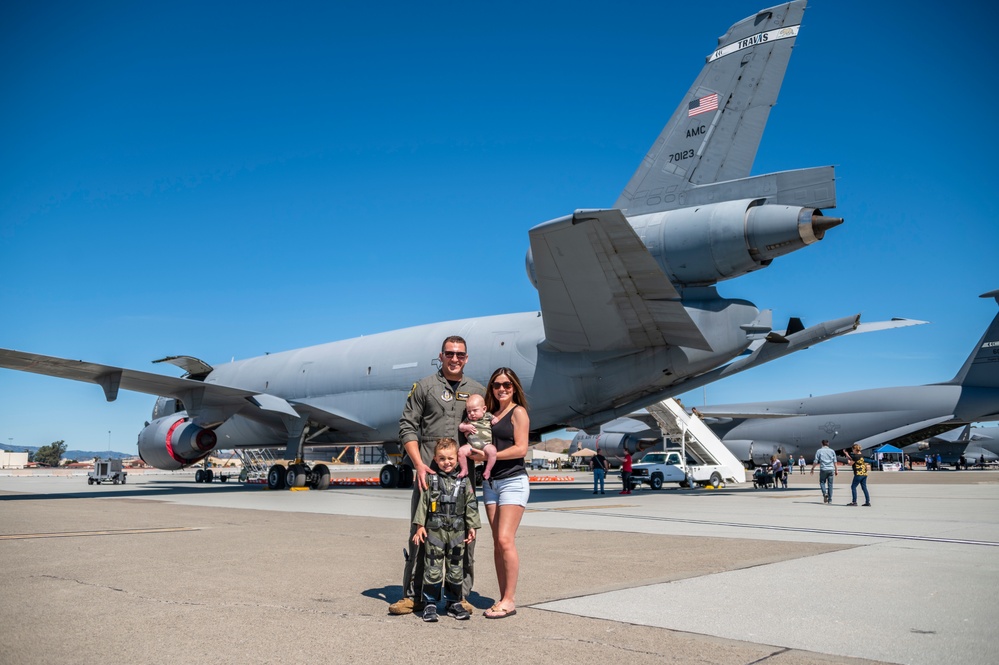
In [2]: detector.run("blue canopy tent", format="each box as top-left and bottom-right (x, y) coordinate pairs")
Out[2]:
(874, 444), (904, 471)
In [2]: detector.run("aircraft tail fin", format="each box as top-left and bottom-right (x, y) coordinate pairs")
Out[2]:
(949, 290), (999, 388)
(615, 1), (808, 216)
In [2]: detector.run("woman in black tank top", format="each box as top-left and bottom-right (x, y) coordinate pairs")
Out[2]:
(474, 367), (529, 619)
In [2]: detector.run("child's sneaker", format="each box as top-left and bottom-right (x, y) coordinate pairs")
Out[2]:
(447, 602), (471, 620)
(422, 604), (438, 622)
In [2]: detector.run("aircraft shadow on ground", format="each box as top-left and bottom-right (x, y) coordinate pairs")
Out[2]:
(0, 479), (823, 505)
(0, 480), (268, 502)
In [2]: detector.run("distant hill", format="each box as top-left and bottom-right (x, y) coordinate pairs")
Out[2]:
(533, 438), (571, 454)
(7, 445), (133, 461)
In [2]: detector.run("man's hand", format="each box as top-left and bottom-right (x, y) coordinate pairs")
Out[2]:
(465, 528), (476, 544)
(416, 463), (436, 491)
(412, 526), (427, 546)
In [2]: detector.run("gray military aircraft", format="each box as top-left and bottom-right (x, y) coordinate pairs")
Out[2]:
(574, 291), (999, 467)
(0, 1), (912, 490)
(902, 425), (999, 467)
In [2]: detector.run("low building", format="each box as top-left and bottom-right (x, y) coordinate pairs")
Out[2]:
(1, 450), (30, 469)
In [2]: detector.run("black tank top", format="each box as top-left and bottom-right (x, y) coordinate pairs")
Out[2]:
(489, 408), (526, 480)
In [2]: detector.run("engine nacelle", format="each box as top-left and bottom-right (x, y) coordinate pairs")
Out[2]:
(525, 200), (842, 289)
(570, 431), (660, 458)
(725, 439), (781, 467)
(137, 414), (218, 470)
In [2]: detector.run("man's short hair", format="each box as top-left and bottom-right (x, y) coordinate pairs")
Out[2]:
(821, 439), (829, 445)
(441, 336), (467, 352)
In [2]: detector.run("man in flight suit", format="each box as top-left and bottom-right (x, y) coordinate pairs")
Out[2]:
(389, 335), (485, 615)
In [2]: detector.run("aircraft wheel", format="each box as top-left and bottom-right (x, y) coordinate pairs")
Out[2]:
(379, 464), (399, 488)
(286, 464), (307, 488)
(88, 477), (95, 485)
(710, 472), (723, 488)
(205, 469), (214, 483)
(398, 465), (413, 488)
(650, 474), (664, 490)
(195, 469), (205, 483)
(267, 464), (287, 490)
(121, 475), (126, 484)
(313, 464), (331, 490)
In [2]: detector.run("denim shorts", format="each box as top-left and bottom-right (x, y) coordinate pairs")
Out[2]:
(482, 473), (530, 507)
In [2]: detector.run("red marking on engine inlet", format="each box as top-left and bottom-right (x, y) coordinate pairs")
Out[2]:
(164, 417), (188, 465)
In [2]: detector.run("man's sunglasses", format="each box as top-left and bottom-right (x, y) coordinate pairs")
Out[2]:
(442, 351), (467, 359)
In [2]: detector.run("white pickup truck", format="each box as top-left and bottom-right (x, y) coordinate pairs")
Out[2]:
(629, 450), (727, 490)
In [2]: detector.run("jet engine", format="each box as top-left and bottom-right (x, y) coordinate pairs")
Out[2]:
(724, 439), (781, 467)
(570, 431), (660, 458)
(137, 414), (218, 470)
(525, 200), (842, 289)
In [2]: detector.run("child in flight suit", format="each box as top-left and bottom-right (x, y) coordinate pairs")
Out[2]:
(412, 437), (481, 622)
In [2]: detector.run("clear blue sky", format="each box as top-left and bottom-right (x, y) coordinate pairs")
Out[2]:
(2, 1), (996, 455)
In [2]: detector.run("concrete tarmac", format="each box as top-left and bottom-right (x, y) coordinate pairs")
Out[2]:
(1, 468), (996, 665)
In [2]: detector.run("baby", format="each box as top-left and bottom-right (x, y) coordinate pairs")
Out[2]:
(457, 394), (497, 480)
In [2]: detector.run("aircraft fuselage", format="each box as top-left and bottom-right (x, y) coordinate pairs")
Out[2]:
(204, 298), (758, 448)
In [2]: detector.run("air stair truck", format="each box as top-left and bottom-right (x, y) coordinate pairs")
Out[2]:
(629, 399), (745, 490)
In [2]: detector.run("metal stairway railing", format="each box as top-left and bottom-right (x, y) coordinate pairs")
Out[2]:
(646, 398), (745, 483)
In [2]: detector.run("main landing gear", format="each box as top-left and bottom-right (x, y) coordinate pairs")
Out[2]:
(378, 464), (414, 489)
(266, 462), (331, 490)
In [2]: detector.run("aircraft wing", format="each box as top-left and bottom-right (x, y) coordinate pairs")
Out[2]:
(0, 348), (375, 433)
(692, 407), (802, 419)
(854, 415), (960, 451)
(615, 1), (808, 215)
(529, 209), (711, 352)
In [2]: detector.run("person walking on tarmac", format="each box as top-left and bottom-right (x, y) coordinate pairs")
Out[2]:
(810, 439), (838, 504)
(390, 336), (485, 616)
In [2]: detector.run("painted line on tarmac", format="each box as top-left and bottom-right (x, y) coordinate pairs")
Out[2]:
(530, 507), (999, 547)
(0, 527), (199, 540)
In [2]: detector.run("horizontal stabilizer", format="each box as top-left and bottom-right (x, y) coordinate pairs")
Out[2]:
(675, 167), (837, 211)
(529, 209), (711, 352)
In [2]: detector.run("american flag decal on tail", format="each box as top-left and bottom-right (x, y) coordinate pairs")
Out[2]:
(688, 93), (718, 117)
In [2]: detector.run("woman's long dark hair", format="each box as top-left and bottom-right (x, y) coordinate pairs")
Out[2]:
(485, 367), (529, 413)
